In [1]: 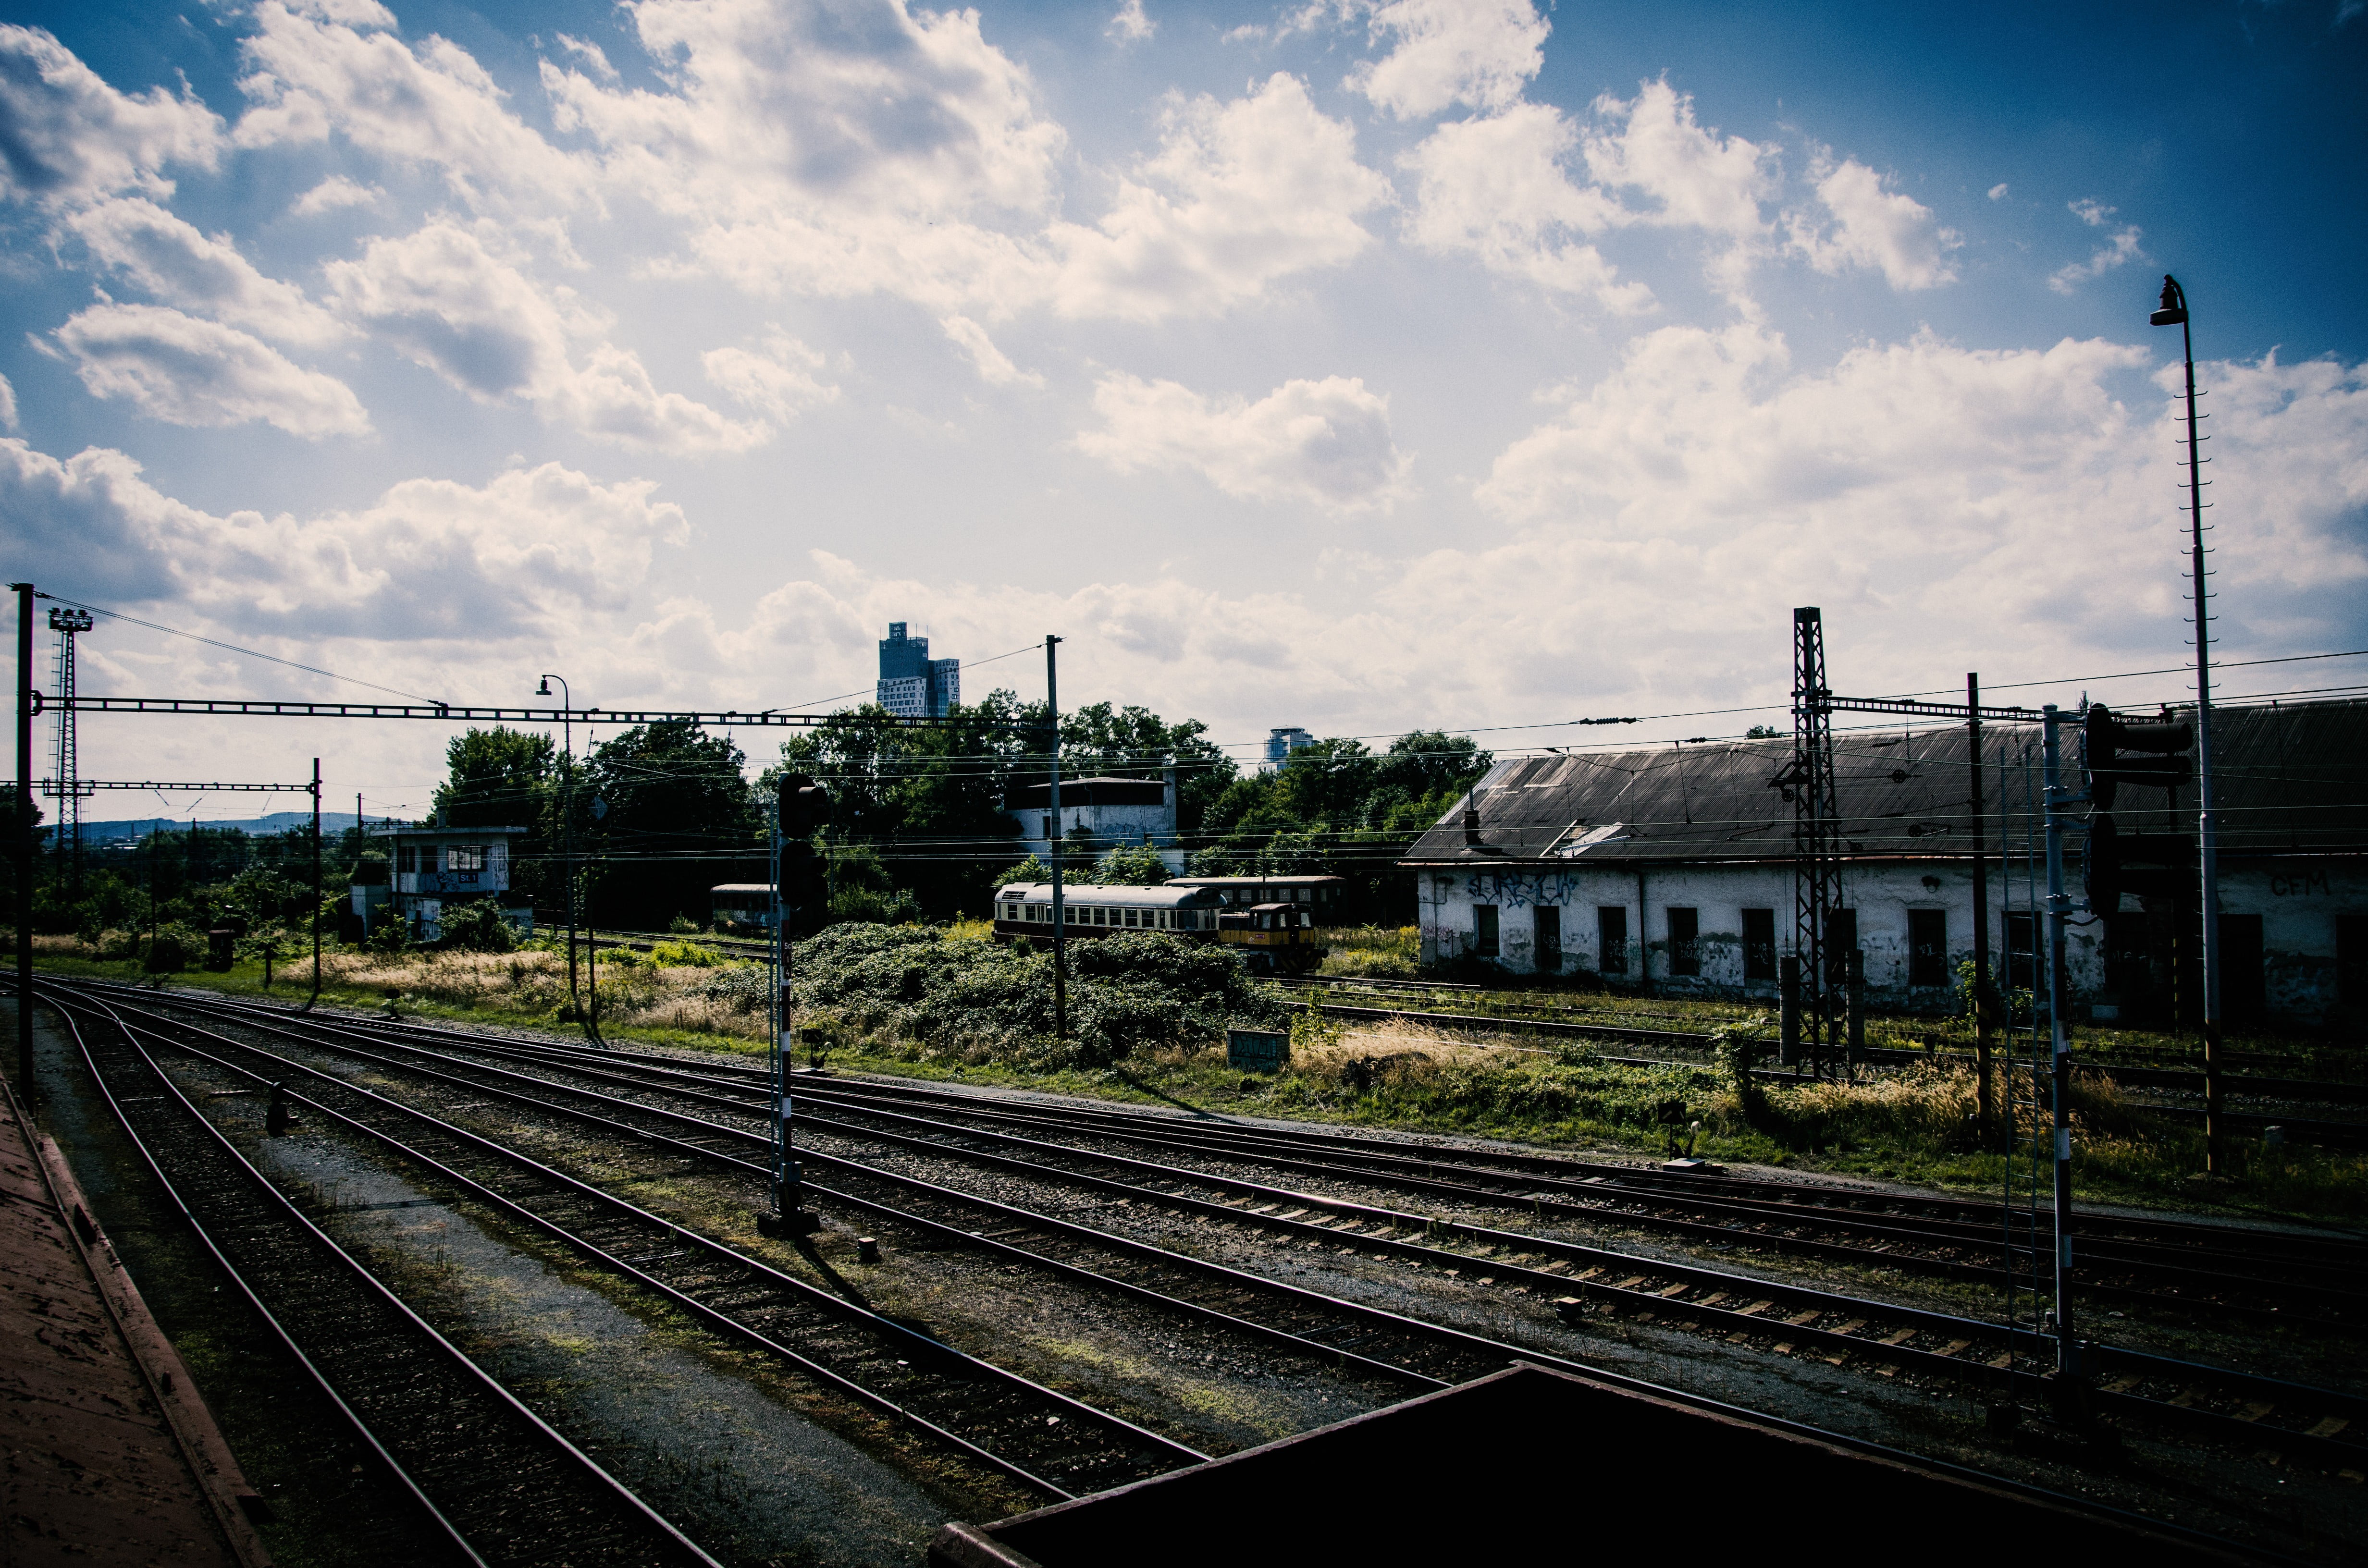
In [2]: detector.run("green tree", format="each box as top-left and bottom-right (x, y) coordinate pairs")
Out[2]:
(582, 720), (762, 927)
(433, 728), (555, 826)
(1059, 702), (1237, 835)
(1088, 843), (1170, 884)
(769, 691), (1039, 921)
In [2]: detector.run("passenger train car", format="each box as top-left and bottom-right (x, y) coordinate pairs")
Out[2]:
(990, 881), (1332, 973)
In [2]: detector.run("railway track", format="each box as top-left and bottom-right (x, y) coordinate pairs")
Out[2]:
(36, 978), (2368, 1482)
(1265, 977), (2368, 1133)
(24, 981), (1206, 1505)
(33, 987), (724, 1568)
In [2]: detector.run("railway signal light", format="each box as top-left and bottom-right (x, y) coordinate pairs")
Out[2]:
(2083, 811), (2121, 914)
(777, 773), (831, 835)
(2080, 705), (2194, 812)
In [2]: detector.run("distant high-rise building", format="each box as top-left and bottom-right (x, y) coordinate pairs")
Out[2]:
(1264, 727), (1315, 770)
(876, 622), (960, 717)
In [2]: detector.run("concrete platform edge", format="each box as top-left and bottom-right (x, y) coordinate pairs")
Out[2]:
(8, 1070), (275, 1568)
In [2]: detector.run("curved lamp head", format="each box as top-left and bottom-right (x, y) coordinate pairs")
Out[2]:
(536, 675), (553, 697)
(2149, 274), (2187, 327)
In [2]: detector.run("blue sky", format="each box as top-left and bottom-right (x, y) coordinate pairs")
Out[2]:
(1, 0), (2362, 818)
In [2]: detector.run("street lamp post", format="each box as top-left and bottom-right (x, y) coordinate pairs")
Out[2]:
(537, 674), (581, 1029)
(2148, 275), (2224, 1175)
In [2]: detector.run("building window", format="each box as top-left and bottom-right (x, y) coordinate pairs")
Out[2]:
(1668, 907), (1700, 977)
(2220, 912), (2266, 1025)
(1909, 908), (1948, 988)
(396, 845), (416, 873)
(1042, 817), (1054, 838)
(2339, 914), (2366, 1007)
(1597, 906), (1627, 975)
(447, 844), (487, 872)
(1474, 904), (1500, 958)
(1535, 906), (1561, 972)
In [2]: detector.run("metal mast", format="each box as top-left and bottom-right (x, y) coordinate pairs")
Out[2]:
(46, 608), (92, 890)
(1789, 607), (1841, 1077)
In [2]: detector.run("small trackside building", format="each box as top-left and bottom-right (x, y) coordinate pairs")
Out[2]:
(1398, 700), (2368, 1030)
(1003, 771), (1184, 873)
(356, 823), (534, 943)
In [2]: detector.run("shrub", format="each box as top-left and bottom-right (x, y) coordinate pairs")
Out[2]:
(648, 938), (724, 967)
(437, 899), (516, 954)
(793, 924), (1284, 1066)
(143, 923), (205, 973)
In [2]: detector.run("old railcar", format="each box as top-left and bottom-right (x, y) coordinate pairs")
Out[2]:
(1164, 874), (1348, 918)
(991, 882), (1328, 973)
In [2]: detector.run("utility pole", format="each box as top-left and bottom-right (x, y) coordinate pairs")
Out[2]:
(1967, 674), (1994, 1143)
(1045, 635), (1065, 1041)
(2040, 706), (2083, 1404)
(2150, 275), (2223, 1174)
(12, 583), (32, 1092)
(538, 675), (580, 1026)
(307, 759), (322, 1008)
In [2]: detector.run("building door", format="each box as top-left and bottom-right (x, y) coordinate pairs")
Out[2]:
(1597, 906), (1628, 976)
(1667, 906), (1700, 977)
(2004, 912), (2036, 993)
(1908, 909), (1947, 989)
(1741, 907), (1776, 982)
(1475, 904), (1500, 958)
(2341, 914), (2368, 1009)
(2219, 913), (2266, 1025)
(1534, 906), (1561, 973)
(1825, 907), (1857, 987)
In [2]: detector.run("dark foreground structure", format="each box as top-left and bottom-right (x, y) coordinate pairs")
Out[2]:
(929, 1363), (2254, 1567)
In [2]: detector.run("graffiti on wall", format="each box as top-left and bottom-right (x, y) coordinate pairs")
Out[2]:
(1461, 871), (1586, 908)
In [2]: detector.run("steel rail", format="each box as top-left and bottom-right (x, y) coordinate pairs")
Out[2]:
(63, 982), (2366, 1473)
(29, 982), (1205, 1502)
(779, 1078), (2367, 1316)
(70, 980), (2363, 1305)
(42, 988), (724, 1568)
(1264, 981), (2368, 1112)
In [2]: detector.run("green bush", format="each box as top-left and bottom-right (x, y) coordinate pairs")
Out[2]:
(142, 922), (205, 973)
(793, 924), (1284, 1066)
(647, 938), (725, 967)
(829, 886), (922, 925)
(437, 899), (516, 953)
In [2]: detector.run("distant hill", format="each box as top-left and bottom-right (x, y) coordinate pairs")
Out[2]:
(75, 812), (364, 844)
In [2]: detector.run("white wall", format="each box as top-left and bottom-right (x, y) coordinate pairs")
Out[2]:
(1417, 860), (2104, 1003)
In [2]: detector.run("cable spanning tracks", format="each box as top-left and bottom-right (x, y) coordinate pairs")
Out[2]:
(24, 982), (1205, 1503)
(42, 980), (2368, 1478)
(30, 988), (723, 1568)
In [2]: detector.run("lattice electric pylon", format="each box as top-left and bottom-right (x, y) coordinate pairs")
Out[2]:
(1789, 607), (1841, 1076)
(44, 607), (94, 887)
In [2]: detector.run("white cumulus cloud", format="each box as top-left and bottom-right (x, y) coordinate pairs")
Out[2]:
(703, 331), (840, 421)
(938, 316), (1042, 388)
(1790, 156), (1959, 290)
(0, 24), (223, 208)
(1399, 104), (1645, 309)
(67, 196), (347, 347)
(2048, 198), (2143, 294)
(234, 0), (594, 214)
(326, 219), (763, 453)
(1076, 370), (1410, 513)
(1049, 74), (1390, 321)
(1346, 0), (1548, 119)
(1108, 0), (1156, 42)
(50, 303), (370, 438)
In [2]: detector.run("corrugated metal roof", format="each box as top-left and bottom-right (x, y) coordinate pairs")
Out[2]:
(1401, 698), (2368, 867)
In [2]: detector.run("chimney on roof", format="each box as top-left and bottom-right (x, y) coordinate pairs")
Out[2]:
(1462, 793), (1482, 848)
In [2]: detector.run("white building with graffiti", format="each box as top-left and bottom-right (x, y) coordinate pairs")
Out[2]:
(1400, 701), (2367, 1029)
